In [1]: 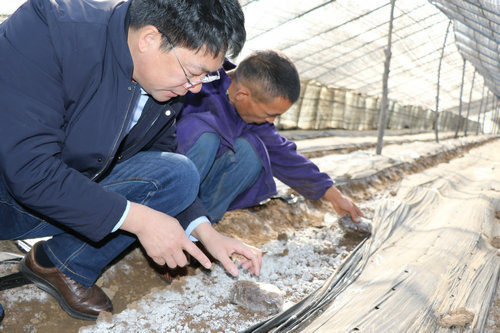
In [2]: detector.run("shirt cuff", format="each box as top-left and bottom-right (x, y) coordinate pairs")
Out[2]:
(112, 200), (130, 232)
(185, 216), (211, 241)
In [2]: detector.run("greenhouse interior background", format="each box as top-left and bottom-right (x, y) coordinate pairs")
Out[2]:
(2, 0), (498, 135)
(0, 0), (499, 332)
(235, 0), (500, 135)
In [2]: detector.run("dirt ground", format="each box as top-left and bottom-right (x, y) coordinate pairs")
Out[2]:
(0, 199), (363, 332)
(0, 132), (499, 332)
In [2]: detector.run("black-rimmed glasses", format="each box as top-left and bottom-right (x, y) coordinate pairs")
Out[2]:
(157, 28), (220, 88)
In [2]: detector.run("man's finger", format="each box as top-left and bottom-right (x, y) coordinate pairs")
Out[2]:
(152, 256), (165, 266)
(351, 204), (364, 222)
(172, 251), (189, 267)
(356, 205), (365, 217)
(164, 255), (177, 269)
(240, 259), (252, 271)
(220, 256), (239, 276)
(233, 246), (261, 276)
(351, 210), (360, 222)
(184, 241), (211, 269)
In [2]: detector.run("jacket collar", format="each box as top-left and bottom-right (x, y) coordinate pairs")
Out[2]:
(108, 1), (134, 80)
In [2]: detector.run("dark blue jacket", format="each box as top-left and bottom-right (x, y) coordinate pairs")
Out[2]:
(0, 0), (200, 241)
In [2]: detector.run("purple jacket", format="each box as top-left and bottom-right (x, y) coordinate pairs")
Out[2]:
(177, 70), (334, 211)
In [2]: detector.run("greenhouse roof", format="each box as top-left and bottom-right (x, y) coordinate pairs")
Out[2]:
(1, 0), (499, 115)
(237, 0), (499, 115)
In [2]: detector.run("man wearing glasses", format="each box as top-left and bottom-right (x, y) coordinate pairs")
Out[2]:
(177, 50), (363, 227)
(0, 0), (261, 322)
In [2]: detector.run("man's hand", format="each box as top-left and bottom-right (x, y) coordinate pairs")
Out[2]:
(324, 186), (364, 222)
(191, 222), (262, 276)
(120, 202), (212, 270)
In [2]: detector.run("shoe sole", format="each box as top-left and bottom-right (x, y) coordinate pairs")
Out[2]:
(19, 258), (98, 321)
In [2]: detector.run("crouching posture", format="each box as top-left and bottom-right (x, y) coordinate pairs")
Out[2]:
(177, 50), (363, 225)
(0, 0), (261, 321)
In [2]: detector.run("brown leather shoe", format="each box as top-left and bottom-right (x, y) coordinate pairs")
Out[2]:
(18, 242), (112, 321)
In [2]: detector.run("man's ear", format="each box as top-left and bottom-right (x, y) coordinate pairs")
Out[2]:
(137, 25), (161, 53)
(233, 84), (251, 102)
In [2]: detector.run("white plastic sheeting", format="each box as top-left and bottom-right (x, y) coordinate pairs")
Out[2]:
(430, 0), (500, 102)
(246, 136), (500, 333)
(276, 80), (483, 131)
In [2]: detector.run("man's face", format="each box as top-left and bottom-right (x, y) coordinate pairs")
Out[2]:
(130, 27), (223, 102)
(233, 93), (292, 125)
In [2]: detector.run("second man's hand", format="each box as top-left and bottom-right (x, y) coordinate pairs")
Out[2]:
(191, 222), (262, 276)
(324, 186), (364, 222)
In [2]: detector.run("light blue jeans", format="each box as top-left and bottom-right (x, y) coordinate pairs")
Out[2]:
(185, 132), (262, 222)
(0, 152), (200, 285)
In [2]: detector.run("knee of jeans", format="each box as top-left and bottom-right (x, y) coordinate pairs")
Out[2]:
(160, 153), (200, 200)
(187, 132), (220, 160)
(234, 138), (262, 176)
(188, 132), (220, 158)
(198, 132), (220, 148)
(186, 132), (220, 174)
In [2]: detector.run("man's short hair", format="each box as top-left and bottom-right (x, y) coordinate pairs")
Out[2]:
(233, 50), (301, 104)
(129, 0), (245, 59)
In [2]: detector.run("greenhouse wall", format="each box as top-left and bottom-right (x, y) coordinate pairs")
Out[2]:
(277, 80), (482, 133)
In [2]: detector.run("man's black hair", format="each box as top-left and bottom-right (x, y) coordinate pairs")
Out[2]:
(129, 0), (246, 59)
(233, 50), (301, 104)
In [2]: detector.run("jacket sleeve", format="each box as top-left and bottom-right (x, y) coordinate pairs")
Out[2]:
(0, 1), (126, 242)
(257, 124), (334, 200)
(175, 198), (211, 229)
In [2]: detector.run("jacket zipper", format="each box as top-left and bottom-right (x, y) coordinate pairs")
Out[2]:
(118, 108), (164, 160)
(91, 84), (138, 181)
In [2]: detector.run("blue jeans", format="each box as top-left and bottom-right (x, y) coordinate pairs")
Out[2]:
(186, 132), (262, 222)
(0, 152), (199, 286)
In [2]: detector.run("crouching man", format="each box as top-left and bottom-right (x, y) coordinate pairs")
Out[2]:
(0, 0), (261, 321)
(177, 50), (363, 225)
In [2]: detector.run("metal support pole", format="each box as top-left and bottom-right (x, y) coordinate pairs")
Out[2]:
(376, 0), (395, 155)
(455, 59), (466, 138)
(497, 98), (500, 134)
(476, 82), (485, 135)
(494, 98), (500, 134)
(482, 91), (489, 133)
(464, 70), (475, 136)
(491, 95), (497, 135)
(434, 20), (452, 143)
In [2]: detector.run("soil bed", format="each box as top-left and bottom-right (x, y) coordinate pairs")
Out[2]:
(0, 132), (498, 332)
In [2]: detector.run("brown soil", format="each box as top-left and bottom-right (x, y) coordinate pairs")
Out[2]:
(0, 195), (361, 333)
